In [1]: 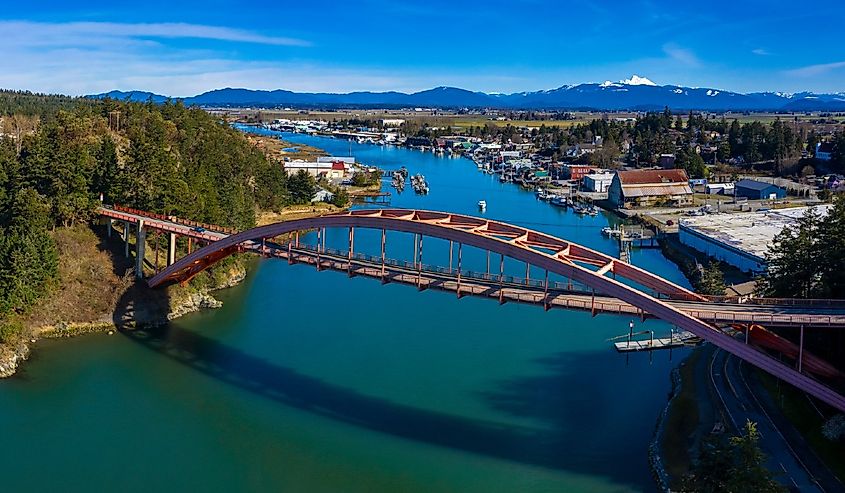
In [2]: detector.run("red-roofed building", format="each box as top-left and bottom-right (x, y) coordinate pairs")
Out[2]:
(608, 169), (693, 208)
(561, 164), (597, 181)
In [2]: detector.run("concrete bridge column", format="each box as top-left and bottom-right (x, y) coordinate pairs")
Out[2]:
(106, 219), (113, 238)
(135, 220), (146, 279)
(124, 221), (130, 258)
(167, 232), (177, 266)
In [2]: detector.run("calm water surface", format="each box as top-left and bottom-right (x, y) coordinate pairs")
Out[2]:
(0, 127), (691, 492)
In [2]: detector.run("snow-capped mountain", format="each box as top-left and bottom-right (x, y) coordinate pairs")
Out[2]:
(89, 76), (845, 111)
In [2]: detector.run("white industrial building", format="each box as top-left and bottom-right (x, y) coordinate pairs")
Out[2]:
(317, 156), (355, 165)
(582, 172), (615, 193)
(679, 205), (831, 272)
(283, 161), (346, 180)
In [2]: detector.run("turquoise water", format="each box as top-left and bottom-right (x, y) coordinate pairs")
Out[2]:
(0, 127), (691, 492)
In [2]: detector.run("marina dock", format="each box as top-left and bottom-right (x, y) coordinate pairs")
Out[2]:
(613, 331), (701, 352)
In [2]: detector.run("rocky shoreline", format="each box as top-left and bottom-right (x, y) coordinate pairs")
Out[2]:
(649, 367), (683, 492)
(0, 263), (247, 379)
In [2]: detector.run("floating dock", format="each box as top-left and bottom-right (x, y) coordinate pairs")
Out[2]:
(613, 331), (701, 352)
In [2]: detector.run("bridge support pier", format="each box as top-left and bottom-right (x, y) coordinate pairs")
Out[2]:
(167, 232), (176, 266)
(417, 235), (424, 290)
(543, 270), (550, 311)
(123, 220), (130, 258)
(498, 253), (505, 304)
(380, 229), (387, 284)
(798, 324), (805, 373)
(135, 220), (146, 279)
(107, 219), (113, 238)
(348, 227), (355, 277)
(456, 243), (463, 298)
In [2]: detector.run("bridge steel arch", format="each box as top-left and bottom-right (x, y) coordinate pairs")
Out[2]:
(148, 209), (845, 412)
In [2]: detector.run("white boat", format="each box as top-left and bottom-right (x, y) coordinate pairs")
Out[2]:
(602, 227), (622, 237)
(478, 200), (487, 211)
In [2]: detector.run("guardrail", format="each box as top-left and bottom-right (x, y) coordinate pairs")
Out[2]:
(109, 204), (240, 235)
(294, 244), (595, 293)
(705, 294), (845, 308)
(276, 244), (845, 326)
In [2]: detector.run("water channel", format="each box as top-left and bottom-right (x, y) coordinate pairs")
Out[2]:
(0, 126), (692, 492)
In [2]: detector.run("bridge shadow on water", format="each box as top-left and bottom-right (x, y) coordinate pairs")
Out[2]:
(98, 221), (650, 488)
(116, 319), (644, 489)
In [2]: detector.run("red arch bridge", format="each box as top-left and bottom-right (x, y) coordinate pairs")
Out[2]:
(98, 205), (845, 412)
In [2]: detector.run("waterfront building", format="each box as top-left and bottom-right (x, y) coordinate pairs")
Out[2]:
(561, 164), (597, 181)
(317, 156), (356, 165)
(679, 205), (832, 272)
(608, 169), (693, 208)
(583, 172), (615, 193)
(734, 179), (787, 200)
(705, 182), (734, 195)
(283, 161), (345, 180)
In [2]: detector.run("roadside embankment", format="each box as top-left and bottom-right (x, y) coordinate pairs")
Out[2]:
(1, 202), (345, 378)
(0, 224), (248, 378)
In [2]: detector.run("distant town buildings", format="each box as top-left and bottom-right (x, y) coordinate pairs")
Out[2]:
(659, 154), (676, 169)
(734, 179), (787, 200)
(317, 156), (355, 165)
(283, 161), (346, 180)
(608, 169), (693, 208)
(583, 172), (615, 193)
(816, 142), (834, 161)
(561, 164), (597, 181)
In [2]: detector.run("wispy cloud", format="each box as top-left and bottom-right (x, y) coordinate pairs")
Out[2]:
(785, 60), (845, 77)
(0, 21), (311, 48)
(662, 43), (701, 67)
(752, 48), (771, 56)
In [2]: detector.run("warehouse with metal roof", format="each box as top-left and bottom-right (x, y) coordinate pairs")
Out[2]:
(608, 169), (693, 208)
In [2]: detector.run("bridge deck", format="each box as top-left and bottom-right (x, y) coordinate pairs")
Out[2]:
(262, 245), (845, 328)
(97, 205), (845, 412)
(100, 205), (845, 328)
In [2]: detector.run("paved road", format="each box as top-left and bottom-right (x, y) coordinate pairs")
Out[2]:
(710, 349), (844, 492)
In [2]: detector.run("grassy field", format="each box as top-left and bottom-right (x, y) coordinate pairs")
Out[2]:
(240, 109), (599, 129)
(256, 203), (342, 226)
(243, 132), (327, 161)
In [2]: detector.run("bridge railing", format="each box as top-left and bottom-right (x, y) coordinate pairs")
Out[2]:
(292, 244), (595, 294)
(705, 294), (845, 308)
(110, 204), (240, 235)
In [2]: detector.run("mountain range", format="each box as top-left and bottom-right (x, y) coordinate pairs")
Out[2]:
(90, 76), (845, 112)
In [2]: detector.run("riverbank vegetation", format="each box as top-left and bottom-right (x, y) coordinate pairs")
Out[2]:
(0, 90), (312, 346)
(681, 421), (786, 492)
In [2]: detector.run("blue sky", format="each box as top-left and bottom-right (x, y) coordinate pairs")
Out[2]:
(1, 0), (844, 96)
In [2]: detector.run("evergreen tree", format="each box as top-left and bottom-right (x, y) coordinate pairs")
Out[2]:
(760, 207), (820, 298)
(698, 262), (726, 295)
(683, 421), (785, 493)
